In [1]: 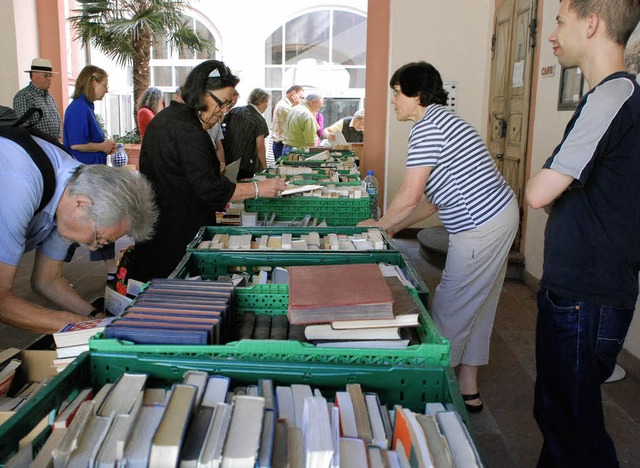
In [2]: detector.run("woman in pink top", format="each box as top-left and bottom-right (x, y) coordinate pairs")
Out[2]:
(136, 87), (164, 139)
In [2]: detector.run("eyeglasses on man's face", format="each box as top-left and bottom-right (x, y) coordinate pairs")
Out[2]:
(78, 220), (112, 250)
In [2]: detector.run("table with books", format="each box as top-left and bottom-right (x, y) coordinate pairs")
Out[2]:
(0, 150), (486, 466)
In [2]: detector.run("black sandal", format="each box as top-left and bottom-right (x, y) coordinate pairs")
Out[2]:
(462, 392), (484, 413)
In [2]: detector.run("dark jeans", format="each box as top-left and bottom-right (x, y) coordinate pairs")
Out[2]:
(534, 288), (633, 468)
(272, 140), (284, 159)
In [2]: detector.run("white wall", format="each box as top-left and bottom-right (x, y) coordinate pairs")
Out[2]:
(524, 1), (572, 280)
(385, 0), (494, 223)
(0, 0), (38, 106)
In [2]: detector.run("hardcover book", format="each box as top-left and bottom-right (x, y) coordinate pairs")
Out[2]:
(287, 264), (394, 325)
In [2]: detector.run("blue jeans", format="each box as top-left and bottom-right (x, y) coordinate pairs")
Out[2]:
(272, 140), (284, 159)
(534, 288), (633, 468)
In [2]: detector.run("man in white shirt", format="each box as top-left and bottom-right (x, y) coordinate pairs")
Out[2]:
(270, 85), (304, 159)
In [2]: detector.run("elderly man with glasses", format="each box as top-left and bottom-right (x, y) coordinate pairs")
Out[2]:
(13, 58), (61, 140)
(0, 122), (158, 334)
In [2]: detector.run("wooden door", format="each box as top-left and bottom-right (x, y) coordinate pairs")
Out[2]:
(487, 0), (536, 250)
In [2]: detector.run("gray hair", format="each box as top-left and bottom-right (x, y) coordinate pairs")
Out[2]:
(305, 94), (322, 103)
(65, 165), (158, 241)
(353, 109), (365, 121)
(248, 88), (271, 106)
(137, 87), (163, 112)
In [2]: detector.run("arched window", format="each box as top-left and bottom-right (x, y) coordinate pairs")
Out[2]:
(264, 8), (366, 128)
(150, 14), (218, 89)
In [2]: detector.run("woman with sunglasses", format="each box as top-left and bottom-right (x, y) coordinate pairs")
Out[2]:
(126, 60), (286, 282)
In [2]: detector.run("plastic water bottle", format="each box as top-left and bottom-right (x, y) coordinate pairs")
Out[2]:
(112, 143), (128, 167)
(363, 170), (380, 220)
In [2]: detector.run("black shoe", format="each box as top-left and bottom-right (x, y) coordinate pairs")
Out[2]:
(462, 392), (484, 413)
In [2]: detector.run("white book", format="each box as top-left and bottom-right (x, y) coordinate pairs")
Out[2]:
(98, 372), (147, 417)
(291, 384), (313, 429)
(52, 400), (95, 468)
(202, 375), (231, 407)
(435, 411), (482, 467)
(94, 392), (143, 468)
(30, 427), (68, 468)
(302, 396), (334, 468)
(183, 370), (209, 406)
(365, 393), (389, 449)
(339, 437), (367, 468)
(330, 406), (341, 468)
(221, 395), (265, 467)
(334, 391), (358, 438)
(149, 384), (197, 468)
(66, 412), (114, 468)
(275, 386), (295, 425)
(122, 404), (166, 468)
(198, 402), (232, 468)
(402, 408), (434, 468)
(55, 343), (90, 359)
(53, 387), (94, 429)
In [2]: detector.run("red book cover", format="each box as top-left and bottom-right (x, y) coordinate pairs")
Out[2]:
(287, 264), (394, 325)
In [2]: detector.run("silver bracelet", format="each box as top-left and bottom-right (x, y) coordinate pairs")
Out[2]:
(253, 181), (259, 199)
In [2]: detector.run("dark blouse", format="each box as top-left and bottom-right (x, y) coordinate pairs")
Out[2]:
(129, 101), (236, 281)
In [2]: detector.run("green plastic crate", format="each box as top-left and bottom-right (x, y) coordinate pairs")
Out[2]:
(170, 250), (429, 307)
(186, 226), (396, 253)
(0, 352), (468, 463)
(90, 283), (448, 367)
(244, 196), (371, 226)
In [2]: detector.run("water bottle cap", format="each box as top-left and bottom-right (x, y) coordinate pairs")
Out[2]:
(367, 170), (374, 175)
(117, 143), (124, 148)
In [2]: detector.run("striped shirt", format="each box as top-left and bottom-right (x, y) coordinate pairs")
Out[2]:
(13, 82), (61, 139)
(407, 104), (514, 233)
(222, 105), (269, 174)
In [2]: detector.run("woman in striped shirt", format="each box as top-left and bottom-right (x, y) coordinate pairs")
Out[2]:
(361, 61), (518, 413)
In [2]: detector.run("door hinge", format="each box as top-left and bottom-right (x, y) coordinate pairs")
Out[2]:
(491, 33), (496, 59)
(529, 17), (537, 49)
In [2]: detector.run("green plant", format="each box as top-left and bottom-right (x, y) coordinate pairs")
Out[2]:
(69, 0), (214, 123)
(113, 129), (141, 144)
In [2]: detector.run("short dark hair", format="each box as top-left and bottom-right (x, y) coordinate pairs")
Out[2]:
(181, 60), (240, 111)
(389, 61), (448, 107)
(286, 85), (303, 95)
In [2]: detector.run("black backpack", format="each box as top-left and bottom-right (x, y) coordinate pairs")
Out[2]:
(0, 106), (73, 214)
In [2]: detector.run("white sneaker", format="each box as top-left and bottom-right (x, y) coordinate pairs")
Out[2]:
(605, 364), (626, 383)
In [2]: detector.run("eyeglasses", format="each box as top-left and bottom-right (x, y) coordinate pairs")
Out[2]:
(79, 220), (110, 249)
(98, 81), (109, 92)
(208, 92), (233, 111)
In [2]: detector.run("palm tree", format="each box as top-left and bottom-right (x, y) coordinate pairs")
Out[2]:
(69, 0), (214, 125)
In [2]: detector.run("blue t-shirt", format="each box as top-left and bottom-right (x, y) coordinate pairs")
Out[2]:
(63, 94), (107, 164)
(541, 72), (640, 309)
(0, 135), (81, 266)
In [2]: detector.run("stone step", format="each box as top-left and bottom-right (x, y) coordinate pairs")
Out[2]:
(416, 226), (524, 280)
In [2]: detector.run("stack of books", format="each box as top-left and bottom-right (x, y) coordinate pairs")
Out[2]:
(53, 317), (116, 372)
(9, 372), (482, 468)
(104, 278), (235, 345)
(288, 264), (422, 349)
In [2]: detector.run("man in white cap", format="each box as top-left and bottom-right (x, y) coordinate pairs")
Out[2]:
(13, 58), (61, 139)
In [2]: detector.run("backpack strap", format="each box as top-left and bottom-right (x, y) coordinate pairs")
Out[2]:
(0, 127), (56, 215)
(14, 107), (43, 128)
